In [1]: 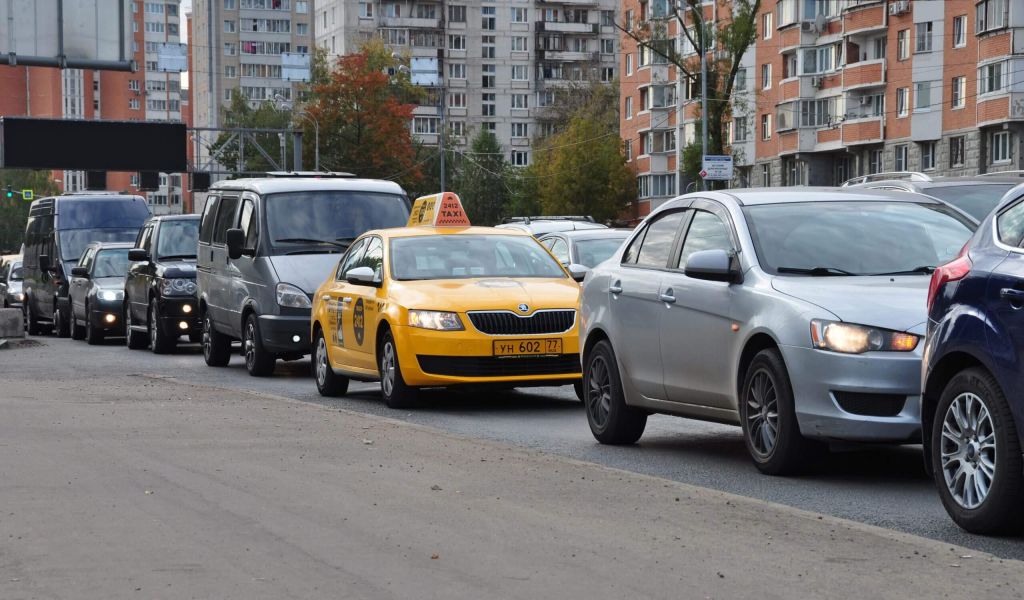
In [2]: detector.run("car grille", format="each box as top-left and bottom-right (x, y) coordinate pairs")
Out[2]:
(417, 354), (581, 377)
(834, 392), (906, 417)
(467, 310), (576, 335)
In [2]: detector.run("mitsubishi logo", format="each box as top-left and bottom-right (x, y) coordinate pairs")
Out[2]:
(517, 303), (530, 313)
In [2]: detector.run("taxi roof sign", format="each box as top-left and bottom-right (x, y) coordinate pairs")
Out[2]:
(408, 192), (471, 227)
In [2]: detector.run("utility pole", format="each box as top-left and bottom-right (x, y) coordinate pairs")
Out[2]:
(439, 86), (446, 192)
(698, 9), (708, 192)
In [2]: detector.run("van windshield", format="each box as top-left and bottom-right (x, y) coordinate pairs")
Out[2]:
(265, 191), (409, 253)
(59, 229), (140, 263)
(59, 198), (151, 229)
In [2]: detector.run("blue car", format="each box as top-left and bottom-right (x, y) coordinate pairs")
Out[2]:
(922, 182), (1024, 535)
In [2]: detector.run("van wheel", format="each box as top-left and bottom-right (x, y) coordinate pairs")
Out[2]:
(740, 349), (823, 476)
(243, 313), (276, 376)
(125, 304), (147, 349)
(149, 300), (176, 354)
(313, 328), (349, 397)
(202, 312), (231, 367)
(70, 312), (86, 340)
(379, 330), (417, 408)
(84, 305), (104, 345)
(53, 305), (70, 338)
(583, 340), (647, 444)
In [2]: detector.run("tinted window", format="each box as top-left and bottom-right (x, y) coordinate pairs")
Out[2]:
(136, 225), (153, 252)
(238, 199), (259, 249)
(927, 184), (1017, 221)
(575, 236), (630, 267)
(212, 196), (240, 245)
(198, 196), (219, 244)
(744, 201), (975, 275)
(549, 238), (569, 264)
(58, 198), (150, 229)
(636, 211), (685, 268)
(997, 200), (1024, 247)
(157, 220), (200, 259)
(59, 229), (138, 264)
(93, 248), (130, 278)
(265, 191), (409, 252)
(78, 247), (95, 269)
(391, 235), (566, 280)
(678, 211), (733, 268)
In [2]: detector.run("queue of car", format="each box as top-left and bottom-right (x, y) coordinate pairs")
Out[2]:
(11, 172), (1024, 536)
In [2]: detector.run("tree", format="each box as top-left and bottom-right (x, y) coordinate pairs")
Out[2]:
(621, 0), (761, 184)
(0, 170), (58, 253)
(209, 90), (295, 175)
(453, 129), (510, 226)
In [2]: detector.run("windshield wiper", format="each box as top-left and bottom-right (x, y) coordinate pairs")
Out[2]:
(275, 237), (350, 248)
(870, 266), (936, 276)
(158, 254), (197, 261)
(777, 266), (858, 276)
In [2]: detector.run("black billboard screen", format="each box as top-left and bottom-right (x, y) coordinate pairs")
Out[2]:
(0, 117), (187, 172)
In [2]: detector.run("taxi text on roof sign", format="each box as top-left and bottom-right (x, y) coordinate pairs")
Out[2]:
(407, 192), (471, 228)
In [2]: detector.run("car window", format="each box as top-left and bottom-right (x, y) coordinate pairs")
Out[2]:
(156, 220), (200, 259)
(212, 196), (240, 245)
(135, 225), (152, 252)
(92, 249), (130, 278)
(78, 247), (95, 270)
(635, 211), (686, 268)
(199, 196), (219, 244)
(354, 236), (384, 280)
(677, 211), (733, 269)
(575, 236), (630, 268)
(336, 238), (367, 280)
(264, 191), (409, 251)
(928, 184), (1018, 222)
(621, 226), (647, 265)
(997, 200), (1024, 247)
(9, 266), (23, 280)
(549, 239), (569, 264)
(238, 199), (259, 249)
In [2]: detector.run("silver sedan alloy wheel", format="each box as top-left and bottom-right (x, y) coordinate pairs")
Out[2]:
(746, 368), (780, 458)
(941, 392), (997, 510)
(586, 354), (612, 428)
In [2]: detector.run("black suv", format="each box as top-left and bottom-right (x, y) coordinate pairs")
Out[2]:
(124, 214), (201, 353)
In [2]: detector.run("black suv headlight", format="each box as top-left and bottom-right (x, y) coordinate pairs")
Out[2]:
(161, 278), (197, 296)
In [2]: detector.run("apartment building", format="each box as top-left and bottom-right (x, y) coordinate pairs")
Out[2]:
(0, 0), (187, 214)
(621, 0), (1024, 216)
(314, 0), (620, 167)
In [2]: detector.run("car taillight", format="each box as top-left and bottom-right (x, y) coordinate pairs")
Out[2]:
(927, 246), (972, 314)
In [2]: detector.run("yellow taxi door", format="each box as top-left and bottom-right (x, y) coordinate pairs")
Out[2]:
(321, 238), (368, 371)
(344, 235), (386, 371)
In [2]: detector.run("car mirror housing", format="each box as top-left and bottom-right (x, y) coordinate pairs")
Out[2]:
(684, 249), (739, 283)
(567, 263), (590, 283)
(70, 266), (90, 278)
(346, 266), (381, 287)
(225, 228), (245, 260)
(128, 248), (150, 262)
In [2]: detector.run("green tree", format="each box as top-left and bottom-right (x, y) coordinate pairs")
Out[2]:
(210, 90), (294, 175)
(622, 0), (761, 184)
(453, 129), (509, 226)
(0, 170), (58, 253)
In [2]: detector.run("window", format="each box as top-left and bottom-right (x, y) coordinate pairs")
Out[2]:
(511, 64), (528, 81)
(296, 23), (308, 36)
(992, 131), (1011, 163)
(413, 117), (439, 134)
(238, 199), (258, 249)
(448, 63), (465, 79)
(416, 4), (436, 19)
(915, 22), (933, 53)
(761, 114), (772, 140)
(976, 0), (1007, 33)
(510, 93), (528, 109)
(481, 6), (495, 30)
(481, 35), (495, 58)
(511, 151), (529, 167)
(296, 1), (308, 13)
(950, 136), (965, 167)
(914, 82), (931, 111)
(776, 0), (797, 26)
(997, 200), (1024, 246)
(482, 64), (495, 88)
(625, 96), (633, 119)
(128, 79), (140, 92)
(512, 36), (528, 52)
(482, 93), (495, 116)
(733, 117), (748, 142)
(359, 2), (372, 18)
(212, 197), (240, 245)
(129, 98), (140, 110)
(735, 68), (747, 92)
(448, 34), (465, 50)
(802, 44), (839, 74)
(894, 144), (908, 171)
(625, 53), (633, 75)
(624, 139), (633, 161)
(761, 64), (771, 89)
(896, 29), (908, 60)
(637, 174), (676, 198)
(678, 211), (732, 269)
(952, 15), (966, 48)
(601, 39), (614, 54)
(761, 163), (770, 186)
(633, 211), (685, 268)
(896, 87), (908, 117)
(225, 65), (237, 78)
(144, 21), (164, 33)
(448, 92), (466, 108)
(920, 142), (937, 170)
(762, 12), (773, 39)
(224, 20), (236, 32)
(512, 122), (529, 137)
(224, 43), (237, 55)
(511, 7), (527, 22)
(601, 67), (615, 82)
(951, 77), (966, 108)
(979, 61), (1007, 94)
(448, 5), (465, 22)
(449, 121), (465, 137)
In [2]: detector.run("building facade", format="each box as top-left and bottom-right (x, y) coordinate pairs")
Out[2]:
(0, 0), (188, 214)
(621, 0), (1024, 217)
(314, 0), (620, 167)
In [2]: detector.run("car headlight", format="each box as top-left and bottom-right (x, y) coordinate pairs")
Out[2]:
(15, 292), (24, 301)
(97, 290), (124, 302)
(276, 283), (311, 308)
(810, 319), (919, 354)
(161, 278), (197, 296)
(408, 310), (464, 331)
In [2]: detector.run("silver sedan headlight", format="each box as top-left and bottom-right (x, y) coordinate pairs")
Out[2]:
(810, 319), (919, 354)
(97, 290), (124, 302)
(161, 278), (197, 296)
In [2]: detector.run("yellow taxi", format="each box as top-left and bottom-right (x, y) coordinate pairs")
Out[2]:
(310, 192), (584, 407)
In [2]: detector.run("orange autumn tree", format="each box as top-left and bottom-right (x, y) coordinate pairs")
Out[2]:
(302, 45), (422, 189)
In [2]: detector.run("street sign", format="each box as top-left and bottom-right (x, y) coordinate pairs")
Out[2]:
(701, 155), (734, 181)
(21, 189), (32, 200)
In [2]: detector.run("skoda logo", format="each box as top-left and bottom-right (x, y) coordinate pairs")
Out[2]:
(517, 303), (530, 313)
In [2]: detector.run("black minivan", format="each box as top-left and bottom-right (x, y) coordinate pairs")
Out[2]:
(22, 193), (150, 336)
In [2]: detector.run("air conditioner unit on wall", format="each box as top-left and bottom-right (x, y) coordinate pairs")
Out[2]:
(801, 21), (814, 32)
(889, 0), (910, 16)
(811, 76), (823, 88)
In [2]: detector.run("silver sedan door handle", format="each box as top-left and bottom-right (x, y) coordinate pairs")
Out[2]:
(659, 290), (676, 304)
(608, 281), (623, 294)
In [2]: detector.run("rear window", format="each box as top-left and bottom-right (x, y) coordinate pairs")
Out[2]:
(926, 184), (1017, 221)
(58, 198), (150, 229)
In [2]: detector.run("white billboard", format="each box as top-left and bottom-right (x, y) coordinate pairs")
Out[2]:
(0, 0), (133, 70)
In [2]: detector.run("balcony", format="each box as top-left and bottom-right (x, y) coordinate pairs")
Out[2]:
(843, 3), (886, 34)
(843, 59), (885, 89)
(536, 21), (598, 34)
(536, 0), (601, 5)
(816, 126), (842, 149)
(540, 50), (599, 62)
(380, 16), (441, 29)
(841, 117), (883, 145)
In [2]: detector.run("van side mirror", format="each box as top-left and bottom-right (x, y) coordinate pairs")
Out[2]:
(39, 254), (52, 271)
(684, 249), (740, 283)
(128, 248), (150, 262)
(346, 266), (381, 287)
(71, 266), (90, 278)
(225, 228), (245, 260)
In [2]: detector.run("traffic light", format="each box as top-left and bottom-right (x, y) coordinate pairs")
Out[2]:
(4, 186), (12, 199)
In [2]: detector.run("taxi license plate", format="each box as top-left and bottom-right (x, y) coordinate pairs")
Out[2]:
(492, 338), (562, 357)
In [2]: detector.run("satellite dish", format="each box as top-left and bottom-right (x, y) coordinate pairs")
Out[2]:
(814, 13), (826, 33)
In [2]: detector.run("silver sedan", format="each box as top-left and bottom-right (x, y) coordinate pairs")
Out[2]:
(579, 188), (976, 475)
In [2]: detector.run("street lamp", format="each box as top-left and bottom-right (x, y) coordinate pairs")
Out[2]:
(692, 8), (709, 191)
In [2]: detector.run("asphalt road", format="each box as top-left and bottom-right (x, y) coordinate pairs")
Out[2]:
(7, 335), (1024, 561)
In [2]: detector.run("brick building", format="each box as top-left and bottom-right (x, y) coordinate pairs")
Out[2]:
(621, 0), (1024, 217)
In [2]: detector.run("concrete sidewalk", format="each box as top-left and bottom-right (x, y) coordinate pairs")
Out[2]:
(0, 372), (1021, 599)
